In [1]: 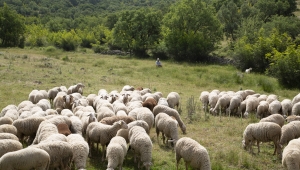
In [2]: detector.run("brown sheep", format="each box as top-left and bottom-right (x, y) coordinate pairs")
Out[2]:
(100, 116), (135, 125)
(56, 123), (71, 136)
(142, 97), (157, 112)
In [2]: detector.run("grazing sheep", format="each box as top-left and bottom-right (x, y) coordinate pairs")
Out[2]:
(0, 124), (17, 136)
(153, 105), (186, 134)
(281, 99), (293, 117)
(32, 121), (59, 144)
(175, 137), (211, 170)
(86, 93), (97, 107)
(0, 133), (19, 141)
(259, 113), (285, 127)
(128, 107), (154, 132)
(0, 104), (17, 117)
(167, 92), (180, 109)
(36, 99), (51, 111)
(129, 126), (153, 170)
(157, 97), (169, 107)
(286, 115), (300, 123)
(155, 112), (179, 146)
(292, 102), (300, 115)
(0, 139), (23, 157)
(210, 94), (231, 115)
(242, 122), (282, 156)
(292, 93), (300, 105)
(257, 94), (268, 102)
(31, 141), (73, 170)
(142, 97), (157, 112)
(199, 91), (210, 112)
(256, 101), (269, 119)
(48, 86), (62, 103)
(128, 120), (150, 134)
(268, 100), (282, 115)
(243, 97), (259, 118)
(61, 109), (74, 117)
(208, 92), (219, 110)
(245, 68), (252, 73)
(96, 106), (115, 121)
(100, 115), (135, 125)
(29, 90), (48, 104)
(116, 129), (129, 143)
(67, 83), (85, 95)
(56, 123), (71, 136)
(266, 94), (278, 104)
(45, 109), (58, 115)
(67, 134), (89, 170)
(0, 117), (13, 125)
(282, 138), (300, 170)
(280, 121), (300, 146)
(106, 136), (127, 170)
(0, 147), (50, 170)
(86, 120), (128, 160)
(42, 134), (67, 143)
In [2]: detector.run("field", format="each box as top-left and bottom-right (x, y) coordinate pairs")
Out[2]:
(0, 47), (298, 170)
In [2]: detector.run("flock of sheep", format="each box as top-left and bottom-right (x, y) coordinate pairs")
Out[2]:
(0, 83), (212, 170)
(200, 89), (300, 169)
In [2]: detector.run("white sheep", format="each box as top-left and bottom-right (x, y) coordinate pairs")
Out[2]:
(80, 112), (97, 136)
(48, 86), (62, 103)
(266, 94), (278, 104)
(0, 147), (50, 170)
(256, 101), (269, 119)
(28, 90), (48, 104)
(116, 110), (127, 117)
(286, 115), (300, 123)
(242, 122), (282, 156)
(157, 97), (169, 107)
(268, 100), (282, 115)
(281, 99), (293, 117)
(126, 101), (143, 113)
(41, 133), (68, 143)
(257, 94), (268, 102)
(129, 126), (153, 170)
(0, 104), (17, 117)
(0, 117), (13, 125)
(226, 95), (242, 117)
(259, 113), (285, 127)
(122, 85), (135, 91)
(96, 106), (115, 121)
(86, 93), (97, 107)
(199, 91), (210, 112)
(67, 134), (89, 170)
(86, 120), (128, 160)
(175, 137), (211, 170)
(280, 121), (300, 146)
(61, 109), (74, 117)
(243, 96), (259, 118)
(3, 108), (19, 121)
(282, 138), (300, 170)
(210, 94), (231, 115)
(67, 83), (85, 95)
(32, 121), (59, 144)
(45, 109), (58, 115)
(36, 99), (51, 111)
(106, 136), (127, 170)
(167, 92), (180, 109)
(208, 91), (219, 110)
(0, 133), (19, 141)
(0, 124), (17, 136)
(53, 93), (74, 114)
(69, 115), (83, 135)
(0, 139), (23, 157)
(292, 93), (300, 105)
(128, 120), (150, 134)
(128, 107), (154, 131)
(245, 67), (252, 73)
(155, 112), (179, 146)
(292, 102), (300, 115)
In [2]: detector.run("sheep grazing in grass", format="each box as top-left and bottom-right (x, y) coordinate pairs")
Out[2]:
(0, 139), (23, 157)
(286, 115), (300, 123)
(67, 83), (85, 95)
(167, 92), (180, 109)
(245, 68), (252, 73)
(280, 121), (300, 146)
(282, 138), (300, 170)
(259, 113), (285, 127)
(199, 91), (210, 112)
(106, 136), (127, 170)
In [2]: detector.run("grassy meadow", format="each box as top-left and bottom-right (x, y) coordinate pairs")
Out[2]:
(0, 47), (299, 170)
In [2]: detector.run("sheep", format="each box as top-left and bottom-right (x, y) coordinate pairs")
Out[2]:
(155, 112), (179, 146)
(69, 115), (83, 135)
(167, 92), (180, 109)
(292, 102), (300, 115)
(86, 120), (128, 160)
(126, 101), (143, 113)
(0, 133), (19, 141)
(106, 136), (127, 170)
(72, 98), (89, 111)
(29, 90), (48, 104)
(67, 83), (85, 95)
(0, 139), (23, 157)
(31, 141), (73, 170)
(3, 109), (19, 121)
(96, 106), (115, 121)
(61, 109), (74, 117)
(268, 100), (282, 115)
(175, 137), (211, 170)
(199, 91), (210, 112)
(0, 147), (50, 170)
(122, 85), (135, 91)
(48, 86), (62, 103)
(256, 101), (269, 119)
(286, 115), (300, 123)
(281, 99), (293, 117)
(292, 93), (300, 105)
(242, 122), (282, 156)
(225, 95), (242, 117)
(128, 107), (154, 131)
(257, 94), (268, 102)
(86, 93), (97, 107)
(32, 121), (59, 144)
(243, 89), (256, 98)
(157, 97), (169, 107)
(245, 67), (252, 73)
(280, 121), (300, 146)
(56, 123), (71, 136)
(259, 113), (285, 127)
(98, 89), (109, 99)
(0, 117), (13, 125)
(116, 110), (127, 117)
(67, 134), (89, 170)
(237, 99), (247, 116)
(142, 97), (157, 112)
(0, 124), (17, 136)
(81, 112), (97, 136)
(53, 93), (74, 114)
(45, 109), (58, 115)
(42, 134), (68, 143)
(128, 120), (150, 134)
(100, 115), (135, 125)
(266, 94), (278, 104)
(129, 126), (153, 170)
(282, 138), (300, 170)
(36, 99), (51, 111)
(210, 94), (231, 115)
(12, 117), (46, 144)
(208, 92), (219, 110)
(243, 96), (259, 118)
(0, 104), (17, 117)
(153, 105), (186, 134)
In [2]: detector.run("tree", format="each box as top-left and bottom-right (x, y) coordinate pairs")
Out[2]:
(0, 3), (25, 47)
(162, 0), (222, 62)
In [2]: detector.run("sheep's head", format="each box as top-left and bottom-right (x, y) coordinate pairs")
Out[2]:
(88, 113), (97, 123)
(143, 162), (152, 170)
(115, 120), (128, 129)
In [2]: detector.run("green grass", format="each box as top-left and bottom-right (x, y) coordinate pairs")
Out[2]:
(0, 47), (298, 170)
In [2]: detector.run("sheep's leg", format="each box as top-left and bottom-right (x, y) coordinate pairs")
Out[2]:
(257, 140), (260, 154)
(101, 144), (106, 161)
(156, 128), (160, 144)
(162, 133), (166, 144)
(185, 161), (188, 170)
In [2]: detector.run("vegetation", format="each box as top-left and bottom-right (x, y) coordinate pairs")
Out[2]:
(0, 48), (298, 169)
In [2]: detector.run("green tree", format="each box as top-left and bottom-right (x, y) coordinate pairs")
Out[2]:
(162, 0), (222, 62)
(0, 3), (25, 47)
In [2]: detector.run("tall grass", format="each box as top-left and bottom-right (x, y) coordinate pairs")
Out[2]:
(0, 48), (298, 170)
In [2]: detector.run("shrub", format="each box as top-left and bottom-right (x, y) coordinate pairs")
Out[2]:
(45, 46), (56, 52)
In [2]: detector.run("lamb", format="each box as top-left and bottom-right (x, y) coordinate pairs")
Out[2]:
(106, 136), (127, 170)
(280, 121), (300, 146)
(128, 107), (154, 131)
(30, 141), (73, 170)
(86, 120), (128, 160)
(245, 67), (252, 73)
(0, 124), (18, 136)
(242, 122), (282, 156)
(0, 147), (50, 170)
(153, 105), (186, 134)
(256, 101), (269, 119)
(292, 102), (300, 115)
(142, 97), (157, 112)
(0, 133), (19, 141)
(175, 137), (211, 170)
(155, 112), (179, 146)
(167, 92), (180, 109)
(67, 134), (89, 170)
(282, 138), (300, 170)
(259, 113), (285, 127)
(100, 115), (135, 125)
(268, 100), (282, 115)
(281, 99), (293, 117)
(67, 83), (85, 95)
(0, 117), (13, 125)
(56, 123), (71, 136)
(96, 106), (115, 121)
(199, 91), (210, 112)
(12, 117), (46, 144)
(129, 126), (153, 170)
(0, 139), (23, 157)
(286, 115), (300, 123)
(48, 86), (62, 103)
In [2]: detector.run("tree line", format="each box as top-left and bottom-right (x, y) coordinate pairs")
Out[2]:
(1, 0), (300, 89)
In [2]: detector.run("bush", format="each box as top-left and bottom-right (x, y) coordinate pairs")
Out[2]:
(45, 46), (56, 52)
